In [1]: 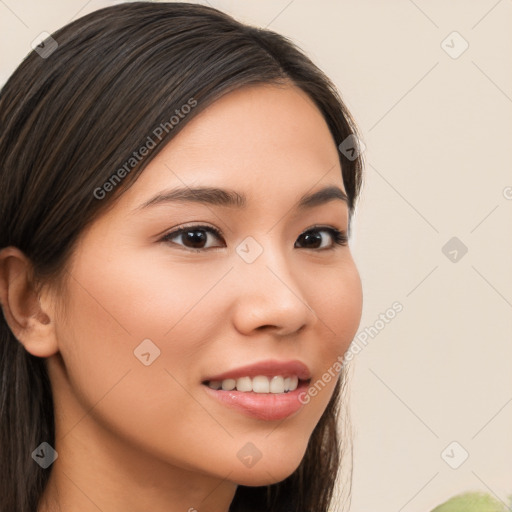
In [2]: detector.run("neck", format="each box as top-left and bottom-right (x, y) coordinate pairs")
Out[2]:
(37, 426), (237, 512)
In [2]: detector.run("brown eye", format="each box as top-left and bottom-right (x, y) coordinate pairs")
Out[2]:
(161, 225), (224, 251)
(161, 224), (347, 253)
(295, 227), (348, 250)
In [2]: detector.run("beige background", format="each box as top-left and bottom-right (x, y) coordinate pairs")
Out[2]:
(1, 1), (511, 511)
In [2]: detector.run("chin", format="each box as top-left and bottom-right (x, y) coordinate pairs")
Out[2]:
(233, 468), (296, 487)
(229, 451), (306, 487)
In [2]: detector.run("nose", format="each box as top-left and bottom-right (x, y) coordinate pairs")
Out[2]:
(230, 244), (318, 337)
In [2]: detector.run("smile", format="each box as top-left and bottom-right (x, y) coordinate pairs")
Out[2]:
(201, 359), (312, 420)
(205, 375), (300, 394)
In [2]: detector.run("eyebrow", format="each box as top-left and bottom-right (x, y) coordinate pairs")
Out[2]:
(135, 184), (348, 211)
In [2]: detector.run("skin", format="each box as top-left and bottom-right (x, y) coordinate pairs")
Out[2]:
(0, 83), (363, 512)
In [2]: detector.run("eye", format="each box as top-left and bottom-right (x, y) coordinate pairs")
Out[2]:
(160, 224), (224, 252)
(294, 226), (348, 250)
(160, 224), (348, 252)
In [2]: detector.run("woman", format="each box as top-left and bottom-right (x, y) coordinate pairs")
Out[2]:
(0, 3), (364, 511)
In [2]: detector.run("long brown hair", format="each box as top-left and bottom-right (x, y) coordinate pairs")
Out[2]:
(0, 3), (363, 511)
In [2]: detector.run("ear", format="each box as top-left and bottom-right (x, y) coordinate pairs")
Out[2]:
(0, 246), (59, 358)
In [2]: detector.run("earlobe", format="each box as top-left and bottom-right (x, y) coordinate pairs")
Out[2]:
(0, 247), (59, 358)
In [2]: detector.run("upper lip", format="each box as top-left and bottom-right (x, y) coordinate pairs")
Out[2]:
(203, 359), (312, 382)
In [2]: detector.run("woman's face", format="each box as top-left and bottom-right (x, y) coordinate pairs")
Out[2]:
(47, 84), (362, 490)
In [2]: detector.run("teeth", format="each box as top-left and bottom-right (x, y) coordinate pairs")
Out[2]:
(221, 378), (236, 391)
(269, 376), (284, 393)
(252, 376), (269, 393)
(207, 375), (300, 393)
(236, 377), (252, 392)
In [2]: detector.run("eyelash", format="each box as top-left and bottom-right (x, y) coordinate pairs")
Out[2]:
(160, 224), (348, 253)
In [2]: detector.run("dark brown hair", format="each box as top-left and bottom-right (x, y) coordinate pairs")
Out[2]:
(0, 3), (364, 511)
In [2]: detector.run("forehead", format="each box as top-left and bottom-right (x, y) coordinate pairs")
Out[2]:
(169, 83), (339, 166)
(112, 84), (345, 214)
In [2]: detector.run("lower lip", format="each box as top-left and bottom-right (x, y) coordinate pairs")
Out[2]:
(202, 381), (309, 421)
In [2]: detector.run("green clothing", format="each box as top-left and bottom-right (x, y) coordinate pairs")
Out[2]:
(431, 492), (511, 512)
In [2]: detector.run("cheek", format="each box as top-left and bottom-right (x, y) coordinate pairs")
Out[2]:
(57, 249), (224, 401)
(309, 260), (363, 358)
(56, 251), (234, 424)
(54, 262), (236, 472)
(65, 244), (226, 347)
(297, 261), (362, 411)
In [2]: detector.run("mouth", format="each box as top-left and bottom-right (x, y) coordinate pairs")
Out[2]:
(203, 375), (306, 394)
(201, 360), (312, 421)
